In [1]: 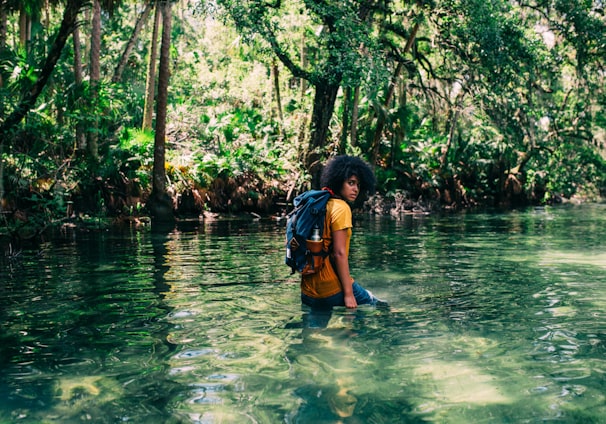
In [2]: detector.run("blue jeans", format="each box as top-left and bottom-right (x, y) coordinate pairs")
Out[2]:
(301, 282), (378, 310)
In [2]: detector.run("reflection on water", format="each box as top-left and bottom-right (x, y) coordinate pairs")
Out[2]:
(1, 204), (605, 423)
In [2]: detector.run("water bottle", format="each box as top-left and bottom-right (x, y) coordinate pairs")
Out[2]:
(304, 225), (323, 275)
(310, 225), (322, 241)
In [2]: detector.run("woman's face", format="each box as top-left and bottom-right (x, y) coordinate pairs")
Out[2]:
(340, 175), (360, 202)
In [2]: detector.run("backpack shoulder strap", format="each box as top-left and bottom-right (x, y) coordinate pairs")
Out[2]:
(288, 189), (332, 235)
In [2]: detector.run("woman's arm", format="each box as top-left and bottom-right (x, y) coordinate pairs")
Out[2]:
(332, 228), (357, 308)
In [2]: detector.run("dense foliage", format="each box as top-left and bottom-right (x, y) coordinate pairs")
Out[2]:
(0, 0), (605, 239)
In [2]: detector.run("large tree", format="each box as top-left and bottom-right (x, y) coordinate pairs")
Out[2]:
(142, 0), (160, 131)
(148, 0), (174, 222)
(216, 0), (390, 185)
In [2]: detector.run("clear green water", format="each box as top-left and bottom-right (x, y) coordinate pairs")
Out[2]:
(1, 204), (605, 423)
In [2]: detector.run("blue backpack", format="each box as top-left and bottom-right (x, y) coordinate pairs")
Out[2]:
(285, 189), (332, 274)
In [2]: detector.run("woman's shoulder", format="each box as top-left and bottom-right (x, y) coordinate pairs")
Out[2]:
(326, 198), (352, 230)
(327, 198), (351, 218)
(328, 197), (349, 209)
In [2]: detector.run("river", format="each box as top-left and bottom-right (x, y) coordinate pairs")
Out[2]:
(1, 203), (605, 423)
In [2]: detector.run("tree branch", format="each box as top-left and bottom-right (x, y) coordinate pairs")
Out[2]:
(0, 0), (88, 138)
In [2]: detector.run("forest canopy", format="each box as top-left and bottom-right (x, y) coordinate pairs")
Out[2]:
(0, 0), (605, 235)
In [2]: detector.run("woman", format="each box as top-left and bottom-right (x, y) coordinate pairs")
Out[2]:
(301, 155), (386, 310)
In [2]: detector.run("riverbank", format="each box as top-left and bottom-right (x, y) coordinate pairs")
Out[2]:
(1, 181), (603, 253)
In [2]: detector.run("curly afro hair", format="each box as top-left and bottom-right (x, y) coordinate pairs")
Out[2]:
(320, 155), (376, 201)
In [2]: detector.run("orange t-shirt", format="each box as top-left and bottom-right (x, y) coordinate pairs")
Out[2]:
(301, 198), (353, 298)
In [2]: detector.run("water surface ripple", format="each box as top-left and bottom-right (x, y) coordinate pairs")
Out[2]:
(1, 205), (605, 423)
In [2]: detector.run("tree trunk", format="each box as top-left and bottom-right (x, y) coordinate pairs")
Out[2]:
(0, 39), (3, 208)
(142, 0), (160, 131)
(440, 107), (459, 172)
(149, 0), (174, 223)
(112, 0), (153, 83)
(0, 3), (6, 90)
(0, 3), (4, 205)
(350, 85), (360, 147)
(73, 26), (83, 85)
(73, 25), (86, 150)
(339, 86), (351, 154)
(88, 0), (101, 164)
(271, 58), (283, 123)
(0, 0), (85, 138)
(299, 32), (307, 99)
(90, 0), (101, 84)
(370, 60), (402, 167)
(295, 34), (309, 152)
(19, 3), (29, 49)
(392, 79), (407, 168)
(306, 79), (341, 188)
(370, 21), (419, 167)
